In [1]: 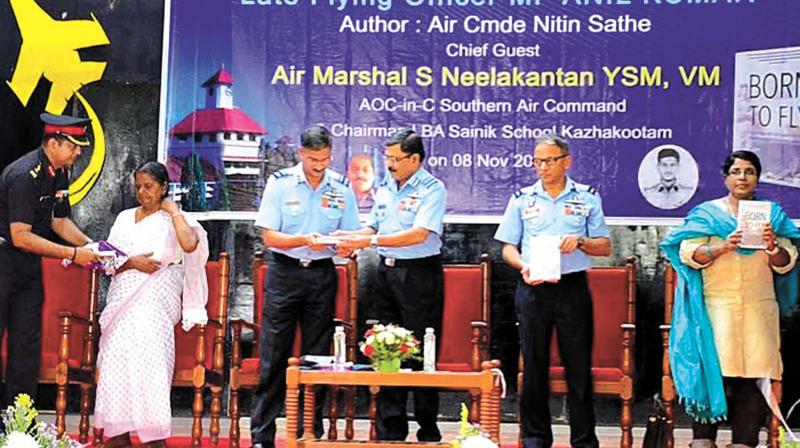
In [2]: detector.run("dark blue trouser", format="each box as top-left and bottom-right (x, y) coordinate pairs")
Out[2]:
(250, 254), (337, 446)
(374, 255), (443, 442)
(517, 271), (599, 448)
(0, 246), (44, 410)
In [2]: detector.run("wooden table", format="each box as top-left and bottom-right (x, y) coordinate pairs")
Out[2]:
(285, 358), (503, 448)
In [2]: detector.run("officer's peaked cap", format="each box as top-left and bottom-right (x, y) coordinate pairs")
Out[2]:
(40, 113), (91, 147)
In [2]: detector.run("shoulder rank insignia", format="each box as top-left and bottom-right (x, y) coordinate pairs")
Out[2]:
(421, 177), (438, 189)
(330, 172), (350, 187)
(272, 169), (290, 179)
(29, 163), (41, 179)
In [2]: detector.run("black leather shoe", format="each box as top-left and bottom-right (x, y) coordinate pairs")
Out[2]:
(251, 443), (270, 448)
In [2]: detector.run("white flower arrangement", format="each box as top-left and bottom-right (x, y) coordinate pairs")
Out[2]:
(0, 394), (80, 448)
(4, 432), (40, 448)
(360, 323), (421, 371)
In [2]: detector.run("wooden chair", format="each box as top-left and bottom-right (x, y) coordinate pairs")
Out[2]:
(439, 253), (492, 371)
(517, 257), (636, 448)
(55, 253), (230, 447)
(228, 252), (358, 448)
(438, 254), (492, 421)
(41, 260), (101, 443)
(661, 262), (781, 448)
(171, 252), (230, 446)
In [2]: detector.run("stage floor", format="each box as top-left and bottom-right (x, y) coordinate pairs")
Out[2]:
(51, 413), (754, 447)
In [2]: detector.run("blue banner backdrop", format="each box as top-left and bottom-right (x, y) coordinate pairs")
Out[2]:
(158, 0), (800, 222)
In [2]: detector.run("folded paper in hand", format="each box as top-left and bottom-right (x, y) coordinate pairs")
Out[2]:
(527, 235), (561, 282)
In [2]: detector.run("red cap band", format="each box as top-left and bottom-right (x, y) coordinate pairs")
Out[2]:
(44, 124), (86, 136)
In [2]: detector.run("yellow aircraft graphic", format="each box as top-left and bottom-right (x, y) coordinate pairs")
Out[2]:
(6, 0), (110, 204)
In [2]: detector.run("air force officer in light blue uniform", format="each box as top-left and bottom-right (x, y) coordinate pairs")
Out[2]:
(495, 134), (610, 448)
(250, 125), (360, 448)
(335, 128), (446, 442)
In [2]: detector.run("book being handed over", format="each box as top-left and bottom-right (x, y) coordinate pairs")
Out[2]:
(737, 200), (771, 249)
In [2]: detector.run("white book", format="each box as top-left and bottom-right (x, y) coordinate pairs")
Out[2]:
(527, 235), (562, 282)
(315, 235), (343, 245)
(738, 200), (771, 249)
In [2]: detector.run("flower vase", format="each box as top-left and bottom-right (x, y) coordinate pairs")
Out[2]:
(374, 357), (401, 373)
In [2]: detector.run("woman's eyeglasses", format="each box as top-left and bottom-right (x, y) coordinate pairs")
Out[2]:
(727, 168), (757, 178)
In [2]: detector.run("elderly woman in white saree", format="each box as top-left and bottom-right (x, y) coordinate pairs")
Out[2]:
(93, 162), (209, 448)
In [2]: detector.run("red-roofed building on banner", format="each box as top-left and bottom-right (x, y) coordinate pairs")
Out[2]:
(167, 67), (268, 210)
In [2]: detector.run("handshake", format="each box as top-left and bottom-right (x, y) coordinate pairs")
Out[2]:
(305, 231), (374, 258)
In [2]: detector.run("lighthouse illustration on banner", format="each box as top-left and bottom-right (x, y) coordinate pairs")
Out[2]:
(166, 68), (268, 211)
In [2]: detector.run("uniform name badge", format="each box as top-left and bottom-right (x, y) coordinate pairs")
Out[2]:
(527, 235), (561, 282)
(285, 199), (301, 214)
(522, 206), (541, 220)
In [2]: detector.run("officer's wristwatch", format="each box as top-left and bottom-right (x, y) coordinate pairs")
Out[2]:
(577, 236), (586, 249)
(370, 235), (379, 249)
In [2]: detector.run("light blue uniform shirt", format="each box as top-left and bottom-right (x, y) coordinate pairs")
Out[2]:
(365, 168), (446, 259)
(494, 177), (609, 274)
(255, 164), (360, 260)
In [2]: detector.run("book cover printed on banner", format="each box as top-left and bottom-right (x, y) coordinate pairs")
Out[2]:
(733, 47), (800, 189)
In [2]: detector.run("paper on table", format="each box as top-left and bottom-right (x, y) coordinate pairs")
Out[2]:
(527, 235), (561, 282)
(738, 200), (771, 249)
(302, 355), (335, 365)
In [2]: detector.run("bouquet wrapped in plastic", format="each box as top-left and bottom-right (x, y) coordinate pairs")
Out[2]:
(450, 403), (498, 448)
(0, 394), (80, 448)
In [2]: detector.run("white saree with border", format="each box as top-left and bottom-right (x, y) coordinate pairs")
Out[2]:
(93, 208), (209, 442)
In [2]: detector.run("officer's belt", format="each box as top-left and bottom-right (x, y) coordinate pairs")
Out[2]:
(380, 254), (440, 268)
(271, 251), (333, 269)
